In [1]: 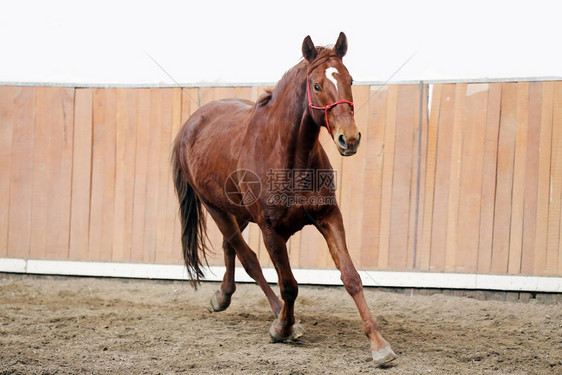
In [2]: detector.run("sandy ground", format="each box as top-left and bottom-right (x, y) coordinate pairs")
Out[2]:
(0, 274), (561, 375)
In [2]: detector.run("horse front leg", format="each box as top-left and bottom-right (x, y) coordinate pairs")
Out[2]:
(261, 228), (305, 342)
(317, 207), (397, 366)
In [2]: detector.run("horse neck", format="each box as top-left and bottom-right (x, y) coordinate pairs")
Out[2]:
(259, 64), (321, 170)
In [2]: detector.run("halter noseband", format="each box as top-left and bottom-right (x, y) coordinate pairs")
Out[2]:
(306, 74), (354, 137)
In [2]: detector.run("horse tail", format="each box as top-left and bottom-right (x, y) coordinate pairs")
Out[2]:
(172, 134), (209, 288)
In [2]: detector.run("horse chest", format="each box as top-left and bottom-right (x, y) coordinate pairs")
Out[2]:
(262, 200), (328, 237)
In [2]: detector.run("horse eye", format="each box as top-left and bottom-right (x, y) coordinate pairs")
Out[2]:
(350, 78), (354, 86)
(313, 83), (321, 91)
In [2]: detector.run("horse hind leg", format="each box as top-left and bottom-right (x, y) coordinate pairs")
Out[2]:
(211, 219), (248, 312)
(205, 206), (283, 317)
(210, 239), (237, 312)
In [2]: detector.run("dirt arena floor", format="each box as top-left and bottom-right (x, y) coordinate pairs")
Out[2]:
(1, 274), (561, 374)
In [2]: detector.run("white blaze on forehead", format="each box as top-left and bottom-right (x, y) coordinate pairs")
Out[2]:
(325, 67), (339, 92)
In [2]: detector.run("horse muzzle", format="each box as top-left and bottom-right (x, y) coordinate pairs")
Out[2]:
(336, 131), (361, 156)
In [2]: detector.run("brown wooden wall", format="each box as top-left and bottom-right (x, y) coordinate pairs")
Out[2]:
(1, 82), (561, 276)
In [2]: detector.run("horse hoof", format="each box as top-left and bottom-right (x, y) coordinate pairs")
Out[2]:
(210, 290), (230, 312)
(269, 319), (306, 342)
(371, 346), (397, 367)
(269, 319), (289, 342)
(291, 323), (306, 340)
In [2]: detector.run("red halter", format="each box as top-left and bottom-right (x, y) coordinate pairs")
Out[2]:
(306, 74), (354, 137)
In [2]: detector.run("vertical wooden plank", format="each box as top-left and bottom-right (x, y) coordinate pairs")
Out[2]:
(199, 87), (215, 106)
(142, 88), (164, 263)
(429, 84), (456, 271)
(508, 82), (530, 273)
(236, 87), (253, 100)
(50, 87), (75, 259)
(443, 84), (466, 272)
(298, 226), (324, 268)
(88, 88), (105, 260)
(455, 83), (489, 272)
(69, 88), (93, 260)
(112, 88), (138, 262)
(214, 87), (237, 101)
(101, 89), (117, 261)
(360, 85), (388, 269)
(377, 85), (398, 269)
(112, 88), (127, 262)
(413, 84), (429, 270)
(340, 85), (369, 266)
(407, 85), (422, 269)
(477, 83), (502, 273)
(534, 82), (554, 275)
(131, 89), (151, 262)
(547, 82), (562, 275)
(249, 223), (266, 265)
(258, 230), (272, 268)
(155, 88), (174, 264)
(123, 88), (139, 262)
(89, 88), (117, 261)
(0, 87), (15, 257)
(288, 231), (301, 267)
(521, 82), (542, 274)
(491, 83), (518, 274)
(29, 87), (52, 259)
(388, 85), (418, 270)
(7, 87), (35, 258)
(162, 87), (184, 264)
(29, 87), (74, 259)
(182, 86), (200, 122)
(419, 84), (442, 271)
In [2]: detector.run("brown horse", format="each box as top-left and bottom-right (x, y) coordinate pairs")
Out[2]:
(172, 32), (396, 366)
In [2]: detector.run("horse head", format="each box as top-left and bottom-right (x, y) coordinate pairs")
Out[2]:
(303, 32), (361, 156)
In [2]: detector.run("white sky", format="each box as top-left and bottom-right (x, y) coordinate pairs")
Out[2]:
(1, 0), (561, 85)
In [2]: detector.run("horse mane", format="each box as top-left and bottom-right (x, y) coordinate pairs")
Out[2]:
(255, 46), (338, 109)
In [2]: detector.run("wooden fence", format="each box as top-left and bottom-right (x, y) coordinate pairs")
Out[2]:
(1, 82), (561, 277)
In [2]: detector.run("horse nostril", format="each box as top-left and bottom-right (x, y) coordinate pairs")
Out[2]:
(338, 134), (347, 150)
(357, 132), (362, 147)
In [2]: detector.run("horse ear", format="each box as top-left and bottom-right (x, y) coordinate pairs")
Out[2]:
(302, 35), (317, 62)
(334, 32), (348, 58)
